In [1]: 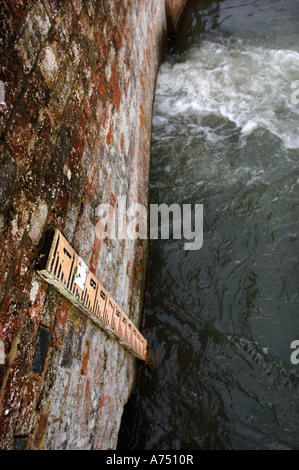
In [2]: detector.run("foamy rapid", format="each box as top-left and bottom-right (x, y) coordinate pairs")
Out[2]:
(154, 40), (299, 149)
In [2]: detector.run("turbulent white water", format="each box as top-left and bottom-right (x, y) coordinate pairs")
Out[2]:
(118, 0), (299, 451)
(155, 41), (299, 149)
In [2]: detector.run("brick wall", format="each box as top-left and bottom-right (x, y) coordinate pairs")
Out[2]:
(0, 0), (187, 450)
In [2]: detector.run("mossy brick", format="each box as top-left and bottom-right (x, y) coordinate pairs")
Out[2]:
(0, 194), (32, 303)
(0, 319), (37, 435)
(13, 237), (36, 297)
(48, 175), (72, 228)
(49, 59), (76, 122)
(52, 126), (71, 168)
(63, 79), (85, 138)
(23, 73), (50, 120)
(0, 146), (18, 212)
(20, 112), (52, 200)
(40, 158), (63, 205)
(6, 111), (33, 162)
(77, 58), (92, 90)
(61, 1), (75, 36)
(0, 3), (14, 51)
(14, 3), (51, 75)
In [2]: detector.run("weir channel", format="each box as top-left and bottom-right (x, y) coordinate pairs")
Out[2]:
(118, 0), (299, 450)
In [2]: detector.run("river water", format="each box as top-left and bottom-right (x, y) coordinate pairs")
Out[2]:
(118, 0), (299, 450)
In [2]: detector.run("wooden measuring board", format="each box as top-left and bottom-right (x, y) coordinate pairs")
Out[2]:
(37, 229), (149, 362)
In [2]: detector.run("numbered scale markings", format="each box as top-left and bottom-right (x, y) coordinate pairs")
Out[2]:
(38, 229), (149, 362)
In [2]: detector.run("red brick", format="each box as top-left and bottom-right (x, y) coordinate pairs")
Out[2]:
(139, 104), (145, 130)
(33, 411), (48, 449)
(114, 31), (121, 47)
(15, 376), (40, 435)
(89, 235), (101, 274)
(49, 176), (72, 228)
(6, 0), (29, 20)
(0, 295), (23, 355)
(0, 318), (39, 439)
(6, 112), (33, 162)
(120, 134), (125, 154)
(52, 299), (71, 347)
(106, 124), (113, 146)
(70, 0), (82, 16)
(84, 159), (97, 197)
(13, 238), (35, 297)
(80, 339), (90, 375)
(26, 277), (47, 326)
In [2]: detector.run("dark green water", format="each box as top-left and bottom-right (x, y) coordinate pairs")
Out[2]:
(118, 0), (299, 450)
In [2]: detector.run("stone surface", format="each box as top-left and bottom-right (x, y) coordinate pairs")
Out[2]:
(0, 0), (188, 451)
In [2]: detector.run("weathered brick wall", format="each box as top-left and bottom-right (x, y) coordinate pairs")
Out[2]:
(0, 0), (187, 450)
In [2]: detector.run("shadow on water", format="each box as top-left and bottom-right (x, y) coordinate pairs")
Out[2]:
(118, 0), (299, 450)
